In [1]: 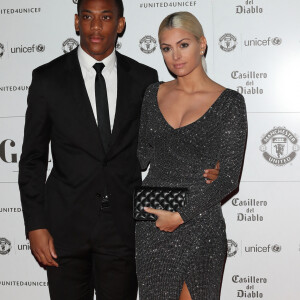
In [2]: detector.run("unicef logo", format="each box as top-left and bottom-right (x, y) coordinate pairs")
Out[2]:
(219, 33), (237, 52)
(62, 38), (79, 54)
(72, 0), (78, 4)
(36, 44), (45, 52)
(0, 43), (4, 58)
(271, 37), (282, 46)
(227, 239), (238, 257)
(0, 238), (11, 255)
(272, 244), (282, 253)
(139, 35), (157, 54)
(259, 126), (299, 166)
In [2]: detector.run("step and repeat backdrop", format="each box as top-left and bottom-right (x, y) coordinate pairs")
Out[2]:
(1, 0), (300, 299)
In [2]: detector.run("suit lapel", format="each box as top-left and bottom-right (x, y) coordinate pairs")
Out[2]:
(108, 52), (133, 154)
(66, 49), (106, 156)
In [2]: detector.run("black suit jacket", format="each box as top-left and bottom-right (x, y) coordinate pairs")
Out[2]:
(19, 48), (158, 249)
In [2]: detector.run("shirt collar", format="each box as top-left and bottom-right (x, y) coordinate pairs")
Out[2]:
(77, 45), (116, 74)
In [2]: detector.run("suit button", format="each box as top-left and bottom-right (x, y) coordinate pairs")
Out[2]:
(96, 193), (101, 198)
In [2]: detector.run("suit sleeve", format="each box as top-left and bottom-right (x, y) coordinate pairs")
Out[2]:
(150, 69), (159, 85)
(177, 93), (248, 222)
(18, 69), (51, 234)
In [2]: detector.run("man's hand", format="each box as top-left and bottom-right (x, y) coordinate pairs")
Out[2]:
(203, 161), (220, 184)
(144, 207), (184, 232)
(28, 229), (58, 267)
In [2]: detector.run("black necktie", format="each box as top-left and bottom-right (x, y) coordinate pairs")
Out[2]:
(93, 63), (111, 153)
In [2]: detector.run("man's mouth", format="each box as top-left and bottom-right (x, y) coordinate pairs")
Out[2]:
(90, 35), (105, 43)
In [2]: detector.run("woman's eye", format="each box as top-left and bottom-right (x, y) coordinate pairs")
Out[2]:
(162, 47), (170, 52)
(180, 43), (189, 48)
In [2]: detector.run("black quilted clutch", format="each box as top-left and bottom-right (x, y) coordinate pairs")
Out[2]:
(133, 186), (188, 221)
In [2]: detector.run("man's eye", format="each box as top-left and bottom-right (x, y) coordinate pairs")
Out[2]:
(180, 43), (189, 48)
(103, 15), (112, 20)
(82, 15), (91, 20)
(162, 47), (170, 52)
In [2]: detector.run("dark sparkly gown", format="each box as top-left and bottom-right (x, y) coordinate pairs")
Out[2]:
(136, 82), (247, 300)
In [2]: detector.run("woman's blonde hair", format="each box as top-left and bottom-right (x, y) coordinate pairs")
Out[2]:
(158, 11), (207, 72)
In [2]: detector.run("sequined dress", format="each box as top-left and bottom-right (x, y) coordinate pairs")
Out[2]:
(136, 82), (247, 300)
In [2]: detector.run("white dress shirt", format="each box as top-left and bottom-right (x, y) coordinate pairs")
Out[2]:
(77, 46), (118, 131)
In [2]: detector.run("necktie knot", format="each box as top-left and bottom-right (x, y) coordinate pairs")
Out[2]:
(93, 63), (105, 74)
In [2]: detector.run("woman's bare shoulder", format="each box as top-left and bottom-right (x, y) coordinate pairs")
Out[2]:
(207, 81), (226, 94)
(158, 80), (177, 98)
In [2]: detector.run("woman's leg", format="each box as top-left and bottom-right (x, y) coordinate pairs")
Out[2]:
(179, 282), (192, 300)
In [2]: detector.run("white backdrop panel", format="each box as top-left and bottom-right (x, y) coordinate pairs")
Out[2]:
(0, 0), (299, 299)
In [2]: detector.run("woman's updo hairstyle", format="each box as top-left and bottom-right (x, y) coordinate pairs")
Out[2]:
(158, 11), (207, 72)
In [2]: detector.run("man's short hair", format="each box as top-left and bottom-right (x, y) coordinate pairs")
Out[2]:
(77, 0), (124, 18)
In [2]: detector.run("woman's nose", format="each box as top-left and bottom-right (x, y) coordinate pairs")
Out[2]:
(172, 49), (181, 60)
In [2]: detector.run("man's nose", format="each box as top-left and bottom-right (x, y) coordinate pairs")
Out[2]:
(91, 17), (103, 30)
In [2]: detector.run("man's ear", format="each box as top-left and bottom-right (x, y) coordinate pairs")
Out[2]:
(75, 14), (79, 32)
(117, 17), (126, 34)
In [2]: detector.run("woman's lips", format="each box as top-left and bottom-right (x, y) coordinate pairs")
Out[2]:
(173, 63), (185, 69)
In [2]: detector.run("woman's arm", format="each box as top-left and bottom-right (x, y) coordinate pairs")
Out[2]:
(177, 92), (248, 223)
(137, 84), (155, 171)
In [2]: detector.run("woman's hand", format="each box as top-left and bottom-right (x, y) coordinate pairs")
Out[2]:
(203, 161), (220, 184)
(144, 207), (184, 232)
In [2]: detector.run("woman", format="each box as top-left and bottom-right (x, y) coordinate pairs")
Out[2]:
(136, 12), (247, 300)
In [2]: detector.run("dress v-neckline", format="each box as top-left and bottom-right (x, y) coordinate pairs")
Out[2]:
(155, 82), (228, 131)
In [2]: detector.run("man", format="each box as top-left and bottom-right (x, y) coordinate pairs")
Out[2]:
(19, 0), (219, 299)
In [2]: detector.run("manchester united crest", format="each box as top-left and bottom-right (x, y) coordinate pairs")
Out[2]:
(219, 33), (237, 52)
(259, 126), (299, 166)
(62, 38), (79, 54)
(227, 239), (238, 257)
(116, 41), (122, 50)
(0, 43), (4, 58)
(139, 35), (157, 54)
(0, 238), (11, 255)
